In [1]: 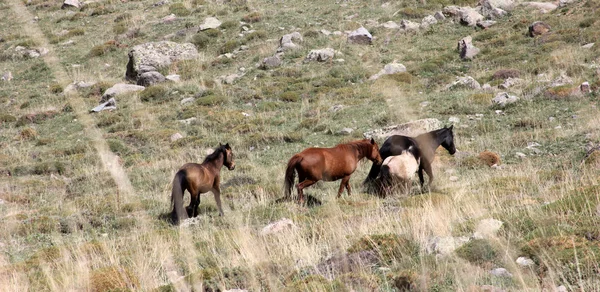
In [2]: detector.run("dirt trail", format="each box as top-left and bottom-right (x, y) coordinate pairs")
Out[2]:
(6, 1), (188, 290)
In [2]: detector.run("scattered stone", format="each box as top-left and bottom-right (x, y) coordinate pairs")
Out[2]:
(492, 92), (519, 106)
(199, 17), (221, 31)
(522, 2), (558, 13)
(90, 98), (117, 112)
(162, 14), (177, 23)
(421, 15), (438, 28)
(581, 82), (591, 93)
(60, 40), (75, 46)
(137, 71), (166, 87)
(278, 31), (302, 52)
(332, 31), (343, 36)
(170, 132), (184, 142)
(347, 27), (372, 45)
(434, 11), (446, 20)
(490, 268), (512, 278)
(260, 218), (297, 236)
(499, 77), (523, 89)
(180, 97), (195, 105)
(1, 71), (12, 82)
(515, 152), (527, 158)
(166, 74), (181, 82)
(369, 62), (407, 80)
(426, 236), (470, 256)
(482, 0), (516, 11)
(101, 83), (145, 102)
(381, 21), (400, 29)
(216, 73), (244, 84)
(446, 76), (481, 90)
(516, 256), (535, 267)
(400, 20), (420, 32)
(125, 41), (198, 82)
(178, 117), (197, 125)
(152, 0), (170, 7)
(477, 20), (497, 29)
(528, 21), (551, 37)
(320, 29), (331, 36)
(556, 285), (568, 292)
(305, 48), (335, 62)
(582, 43), (595, 49)
(449, 116), (460, 124)
(482, 83), (493, 92)
(526, 142), (541, 149)
(459, 7), (484, 27)
(364, 118), (442, 139)
(550, 73), (573, 87)
(474, 218), (503, 238)
(458, 36), (480, 60)
(316, 250), (379, 279)
(338, 128), (354, 135)
(329, 105), (344, 112)
(260, 55), (282, 69)
(62, 0), (80, 9)
(449, 176), (459, 182)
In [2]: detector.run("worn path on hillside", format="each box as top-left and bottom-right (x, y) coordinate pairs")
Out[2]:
(6, 0), (189, 290)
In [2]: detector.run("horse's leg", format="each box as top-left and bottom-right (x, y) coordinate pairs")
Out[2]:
(418, 164), (425, 188)
(297, 179), (316, 204)
(337, 176), (351, 198)
(423, 162), (434, 188)
(212, 177), (224, 216)
(192, 193), (201, 217)
(187, 193), (197, 218)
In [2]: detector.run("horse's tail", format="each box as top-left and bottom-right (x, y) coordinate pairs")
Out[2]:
(171, 170), (188, 224)
(284, 154), (302, 198)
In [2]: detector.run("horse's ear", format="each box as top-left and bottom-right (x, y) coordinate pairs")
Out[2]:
(370, 138), (375, 144)
(449, 125), (454, 130)
(225, 143), (230, 149)
(219, 142), (223, 147)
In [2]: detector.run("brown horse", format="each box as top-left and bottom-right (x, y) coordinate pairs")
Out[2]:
(284, 138), (382, 203)
(171, 143), (235, 224)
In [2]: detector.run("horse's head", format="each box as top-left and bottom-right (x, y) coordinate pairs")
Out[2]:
(441, 125), (457, 155)
(367, 138), (383, 164)
(222, 143), (236, 170)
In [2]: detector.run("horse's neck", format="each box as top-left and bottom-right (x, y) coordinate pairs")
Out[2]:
(354, 143), (370, 160)
(203, 152), (224, 172)
(418, 133), (442, 154)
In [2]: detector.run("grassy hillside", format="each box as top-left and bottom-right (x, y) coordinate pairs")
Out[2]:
(1, 0), (600, 290)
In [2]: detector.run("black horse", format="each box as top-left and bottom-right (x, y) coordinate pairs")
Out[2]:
(365, 125), (456, 189)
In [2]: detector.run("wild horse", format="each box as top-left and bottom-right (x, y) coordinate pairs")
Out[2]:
(365, 125), (456, 189)
(171, 143), (235, 224)
(284, 138), (382, 203)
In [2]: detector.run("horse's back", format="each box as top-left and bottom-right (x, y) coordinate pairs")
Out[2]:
(381, 135), (419, 158)
(384, 152), (418, 180)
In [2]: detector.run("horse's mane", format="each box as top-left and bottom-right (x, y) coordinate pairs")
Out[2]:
(203, 145), (226, 163)
(337, 139), (372, 155)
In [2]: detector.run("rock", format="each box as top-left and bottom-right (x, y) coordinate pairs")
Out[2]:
(260, 55), (282, 69)
(434, 11), (446, 20)
(421, 15), (438, 28)
(199, 17), (221, 30)
(477, 20), (497, 29)
(369, 62), (407, 80)
(305, 48), (335, 62)
(480, 0), (515, 11)
(278, 31), (303, 52)
(581, 82), (591, 93)
(364, 118), (442, 139)
(400, 20), (420, 32)
(458, 36), (480, 60)
(101, 83), (145, 102)
(449, 176), (459, 182)
(559, 0), (575, 6)
(137, 71), (166, 87)
(550, 73), (573, 87)
(338, 128), (354, 135)
(347, 27), (372, 45)
(1, 71), (12, 82)
(166, 74), (180, 82)
(125, 41), (198, 81)
(443, 5), (463, 18)
(161, 14), (177, 23)
(492, 92), (519, 106)
(60, 40), (75, 46)
(446, 76), (481, 90)
(449, 116), (460, 123)
(516, 256), (535, 267)
(522, 2), (558, 13)
(460, 7), (484, 27)
(153, 0), (170, 7)
(217, 73), (244, 84)
(170, 133), (184, 142)
(474, 218), (503, 238)
(528, 21), (551, 37)
(180, 97), (195, 105)
(556, 285), (568, 292)
(320, 29), (331, 36)
(426, 236), (470, 256)
(329, 104), (344, 112)
(515, 152), (527, 158)
(260, 218), (296, 235)
(499, 77), (523, 89)
(582, 43), (595, 49)
(490, 268), (512, 278)
(317, 250), (379, 279)
(178, 117), (197, 125)
(381, 21), (400, 29)
(62, 0), (80, 9)
(482, 83), (493, 92)
(90, 98), (117, 112)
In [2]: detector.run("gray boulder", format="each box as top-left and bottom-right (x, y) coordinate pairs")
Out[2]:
(199, 17), (221, 31)
(1, 71), (12, 82)
(521, 2), (558, 13)
(363, 118), (442, 139)
(101, 83), (145, 102)
(369, 62), (406, 80)
(490, 268), (512, 278)
(137, 71), (166, 87)
(421, 15), (438, 28)
(90, 98), (117, 113)
(529, 21), (551, 37)
(516, 257), (535, 267)
(458, 36), (480, 59)
(426, 236), (471, 256)
(305, 48), (335, 62)
(492, 92), (519, 106)
(278, 32), (303, 52)
(434, 11), (446, 20)
(381, 21), (400, 29)
(62, 0), (80, 9)
(473, 218), (504, 239)
(498, 77), (523, 89)
(348, 27), (372, 44)
(446, 76), (481, 90)
(400, 20), (420, 32)
(125, 41), (198, 81)
(460, 7), (484, 26)
(260, 55), (282, 69)
(480, 0), (515, 10)
(477, 20), (497, 29)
